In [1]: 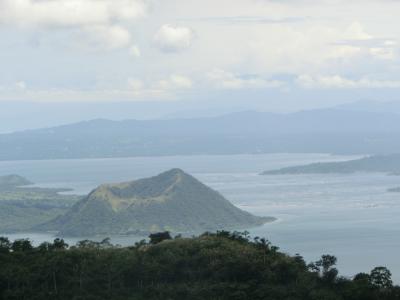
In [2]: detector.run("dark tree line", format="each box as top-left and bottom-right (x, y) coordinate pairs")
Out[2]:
(0, 231), (399, 300)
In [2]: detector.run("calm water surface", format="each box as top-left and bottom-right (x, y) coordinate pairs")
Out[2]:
(1, 153), (400, 281)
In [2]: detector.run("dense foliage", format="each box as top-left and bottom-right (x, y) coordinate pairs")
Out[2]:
(0, 231), (399, 300)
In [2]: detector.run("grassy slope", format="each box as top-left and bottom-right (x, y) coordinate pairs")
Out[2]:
(42, 169), (274, 236)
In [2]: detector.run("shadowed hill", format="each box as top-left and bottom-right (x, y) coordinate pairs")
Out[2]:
(0, 175), (32, 189)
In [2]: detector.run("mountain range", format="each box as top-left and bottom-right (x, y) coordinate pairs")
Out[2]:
(2, 108), (400, 160)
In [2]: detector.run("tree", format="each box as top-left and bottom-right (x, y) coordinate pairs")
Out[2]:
(38, 239), (69, 252)
(11, 239), (33, 252)
(370, 267), (393, 289)
(310, 255), (338, 283)
(149, 231), (172, 244)
(0, 237), (10, 254)
(53, 238), (69, 250)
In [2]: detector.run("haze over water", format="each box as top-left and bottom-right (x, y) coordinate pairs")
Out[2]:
(1, 153), (400, 281)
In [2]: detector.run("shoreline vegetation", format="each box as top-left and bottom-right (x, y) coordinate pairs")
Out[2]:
(0, 231), (398, 300)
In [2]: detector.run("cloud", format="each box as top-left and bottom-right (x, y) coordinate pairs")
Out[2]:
(343, 22), (372, 41)
(0, 74), (195, 102)
(333, 22), (398, 61)
(82, 25), (132, 49)
(207, 69), (284, 89)
(15, 81), (27, 91)
(184, 16), (308, 24)
(156, 75), (193, 89)
(2, 0), (400, 104)
(0, 0), (147, 50)
(369, 47), (396, 60)
(297, 74), (400, 89)
(154, 24), (194, 52)
(129, 45), (141, 57)
(127, 78), (144, 90)
(0, 0), (146, 27)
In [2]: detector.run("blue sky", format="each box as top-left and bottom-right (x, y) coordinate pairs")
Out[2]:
(1, 0), (400, 131)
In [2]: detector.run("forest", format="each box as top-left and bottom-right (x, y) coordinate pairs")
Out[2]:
(0, 231), (399, 300)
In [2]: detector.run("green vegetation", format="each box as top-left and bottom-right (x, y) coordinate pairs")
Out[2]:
(39, 169), (273, 236)
(0, 175), (80, 233)
(0, 231), (399, 300)
(262, 154), (400, 175)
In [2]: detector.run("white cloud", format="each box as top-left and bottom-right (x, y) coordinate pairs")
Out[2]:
(0, 0), (146, 27)
(83, 25), (132, 49)
(15, 81), (27, 91)
(154, 24), (194, 52)
(0, 0), (147, 50)
(129, 45), (141, 57)
(0, 81), (27, 92)
(127, 78), (144, 90)
(0, 75), (194, 102)
(369, 47), (396, 60)
(0, 84), (175, 103)
(3, 0), (400, 104)
(297, 74), (400, 89)
(0, 88), (169, 102)
(207, 69), (283, 89)
(156, 75), (193, 89)
(343, 22), (372, 41)
(328, 45), (362, 59)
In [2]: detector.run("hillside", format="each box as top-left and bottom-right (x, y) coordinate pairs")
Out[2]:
(2, 109), (400, 160)
(262, 154), (400, 175)
(0, 175), (79, 233)
(39, 169), (272, 236)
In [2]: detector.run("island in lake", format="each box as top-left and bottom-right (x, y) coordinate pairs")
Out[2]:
(37, 169), (274, 236)
(262, 154), (400, 175)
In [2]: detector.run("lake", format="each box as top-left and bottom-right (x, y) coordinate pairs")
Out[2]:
(1, 153), (400, 281)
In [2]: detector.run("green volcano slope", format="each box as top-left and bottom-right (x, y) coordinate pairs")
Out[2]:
(40, 169), (273, 236)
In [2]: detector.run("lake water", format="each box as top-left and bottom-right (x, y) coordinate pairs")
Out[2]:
(1, 153), (400, 281)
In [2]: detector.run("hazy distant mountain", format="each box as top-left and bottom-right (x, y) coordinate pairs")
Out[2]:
(262, 154), (400, 175)
(335, 100), (400, 115)
(39, 169), (271, 236)
(2, 109), (400, 160)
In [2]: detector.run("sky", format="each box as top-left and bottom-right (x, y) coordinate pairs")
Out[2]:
(1, 0), (400, 131)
